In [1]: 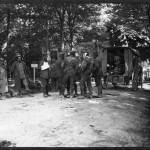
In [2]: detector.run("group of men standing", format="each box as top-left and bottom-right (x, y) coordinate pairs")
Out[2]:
(0, 50), (103, 100)
(39, 50), (103, 99)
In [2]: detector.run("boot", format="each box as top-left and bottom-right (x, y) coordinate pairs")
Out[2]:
(97, 86), (102, 98)
(84, 84), (87, 95)
(27, 90), (34, 97)
(28, 92), (33, 97)
(74, 82), (78, 96)
(18, 90), (23, 98)
(0, 93), (4, 100)
(61, 88), (65, 98)
(67, 88), (70, 96)
(59, 86), (63, 98)
(43, 88), (48, 97)
(78, 88), (85, 99)
(46, 86), (51, 96)
(70, 88), (75, 98)
(87, 86), (93, 99)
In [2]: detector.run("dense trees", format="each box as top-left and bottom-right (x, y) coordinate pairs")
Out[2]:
(0, 3), (150, 69)
(108, 4), (150, 60)
(0, 3), (104, 61)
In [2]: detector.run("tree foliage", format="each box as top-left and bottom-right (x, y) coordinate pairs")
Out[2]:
(0, 3), (150, 73)
(108, 4), (150, 47)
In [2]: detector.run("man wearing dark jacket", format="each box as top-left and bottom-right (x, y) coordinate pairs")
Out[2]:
(78, 52), (93, 99)
(50, 58), (58, 92)
(66, 52), (80, 97)
(51, 52), (64, 97)
(62, 51), (78, 98)
(11, 54), (33, 97)
(92, 52), (103, 98)
(39, 53), (51, 97)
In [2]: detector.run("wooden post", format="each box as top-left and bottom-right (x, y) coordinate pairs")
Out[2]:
(33, 67), (35, 83)
(31, 64), (38, 83)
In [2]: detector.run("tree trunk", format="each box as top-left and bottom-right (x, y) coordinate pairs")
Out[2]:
(60, 3), (65, 52)
(67, 3), (78, 50)
(60, 21), (65, 52)
(46, 19), (50, 53)
(6, 7), (10, 78)
(146, 4), (150, 25)
(56, 3), (66, 52)
(27, 5), (31, 66)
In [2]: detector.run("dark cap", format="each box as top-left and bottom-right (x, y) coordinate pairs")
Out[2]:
(70, 51), (76, 56)
(93, 51), (98, 56)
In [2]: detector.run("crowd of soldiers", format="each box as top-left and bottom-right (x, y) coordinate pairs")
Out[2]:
(0, 50), (103, 100)
(39, 50), (103, 99)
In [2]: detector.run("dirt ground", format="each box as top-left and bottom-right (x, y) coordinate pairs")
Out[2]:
(0, 82), (150, 147)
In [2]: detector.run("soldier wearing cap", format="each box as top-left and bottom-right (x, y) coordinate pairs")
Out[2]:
(51, 52), (65, 97)
(11, 54), (33, 97)
(92, 51), (103, 98)
(39, 53), (51, 97)
(66, 51), (80, 97)
(62, 51), (78, 98)
(78, 51), (93, 99)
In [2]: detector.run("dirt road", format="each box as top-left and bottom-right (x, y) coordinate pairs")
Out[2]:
(0, 84), (150, 147)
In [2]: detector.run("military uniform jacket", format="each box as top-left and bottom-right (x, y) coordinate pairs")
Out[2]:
(11, 61), (28, 79)
(81, 57), (93, 77)
(92, 57), (103, 77)
(63, 56), (78, 75)
(50, 59), (64, 78)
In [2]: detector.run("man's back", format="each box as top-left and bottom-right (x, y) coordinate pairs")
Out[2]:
(64, 56), (78, 71)
(93, 57), (102, 77)
(51, 58), (64, 78)
(81, 56), (93, 76)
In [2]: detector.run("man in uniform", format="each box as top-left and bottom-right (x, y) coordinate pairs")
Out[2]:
(50, 58), (58, 92)
(39, 53), (51, 97)
(66, 52), (80, 97)
(54, 52), (65, 97)
(11, 54), (33, 97)
(62, 51), (78, 98)
(92, 52), (103, 98)
(78, 52), (93, 99)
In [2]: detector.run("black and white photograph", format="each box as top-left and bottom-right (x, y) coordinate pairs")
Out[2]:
(0, 0), (150, 147)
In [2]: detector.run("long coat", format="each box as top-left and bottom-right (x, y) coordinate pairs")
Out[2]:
(0, 65), (8, 93)
(11, 61), (28, 90)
